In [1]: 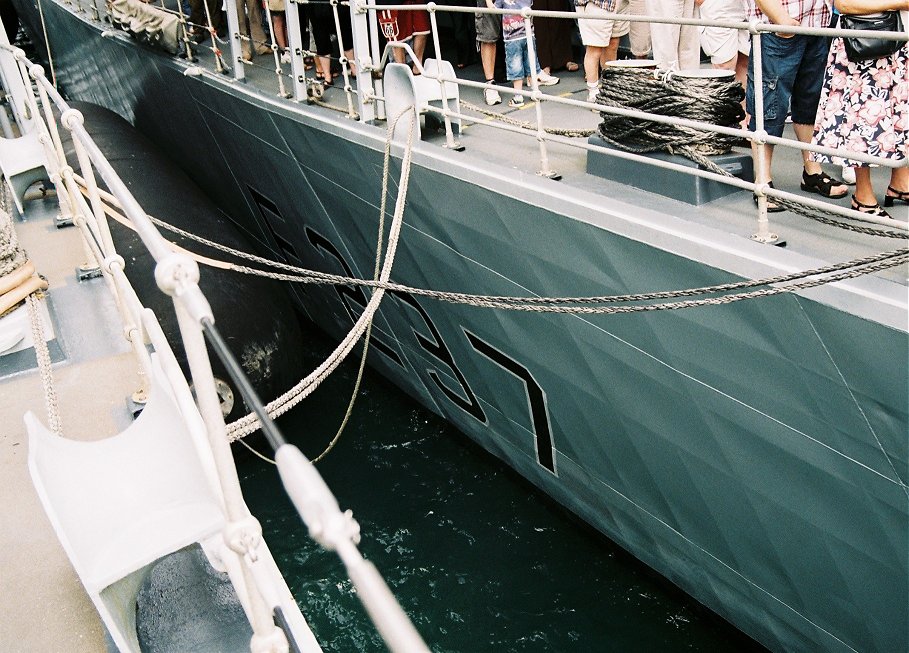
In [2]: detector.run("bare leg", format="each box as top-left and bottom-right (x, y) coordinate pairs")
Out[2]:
(412, 33), (427, 68)
(317, 55), (332, 80)
(853, 167), (875, 206)
(584, 45), (603, 84)
(272, 14), (287, 49)
(599, 37), (620, 67)
(888, 167), (909, 196)
(794, 122), (847, 195)
(480, 41), (496, 80)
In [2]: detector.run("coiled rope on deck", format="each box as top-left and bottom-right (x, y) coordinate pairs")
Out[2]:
(596, 67), (745, 166)
(0, 186), (60, 435)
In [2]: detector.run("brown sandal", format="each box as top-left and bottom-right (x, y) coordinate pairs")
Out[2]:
(850, 195), (891, 219)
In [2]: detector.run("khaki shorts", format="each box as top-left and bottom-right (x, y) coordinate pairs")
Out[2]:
(576, 1), (630, 48)
(475, 0), (501, 43)
(268, 0), (285, 11)
(697, 0), (748, 64)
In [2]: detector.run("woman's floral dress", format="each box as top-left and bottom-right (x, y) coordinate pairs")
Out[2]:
(811, 39), (908, 167)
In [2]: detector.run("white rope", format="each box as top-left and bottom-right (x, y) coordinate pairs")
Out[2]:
(226, 106), (418, 441)
(26, 292), (62, 435)
(35, 0), (57, 87)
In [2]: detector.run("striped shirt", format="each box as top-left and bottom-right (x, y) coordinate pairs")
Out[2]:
(743, 0), (830, 28)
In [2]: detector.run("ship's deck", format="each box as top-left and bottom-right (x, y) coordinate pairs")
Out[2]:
(207, 40), (908, 287)
(0, 192), (125, 652)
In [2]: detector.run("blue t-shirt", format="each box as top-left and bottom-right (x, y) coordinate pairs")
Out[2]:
(494, 0), (533, 41)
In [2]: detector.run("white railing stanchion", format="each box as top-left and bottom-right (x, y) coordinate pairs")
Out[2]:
(330, 0), (357, 118)
(521, 11), (557, 178)
(366, 2), (385, 120)
(170, 293), (289, 653)
(66, 114), (119, 258)
(226, 0), (246, 81)
(285, 0), (308, 101)
(427, 3), (460, 149)
(351, 0), (377, 122)
(261, 0), (290, 97)
(749, 29), (779, 244)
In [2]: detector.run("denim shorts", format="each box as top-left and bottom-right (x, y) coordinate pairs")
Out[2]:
(504, 37), (541, 81)
(746, 33), (828, 137)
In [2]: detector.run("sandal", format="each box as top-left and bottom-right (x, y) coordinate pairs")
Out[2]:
(565, 61), (579, 72)
(753, 181), (785, 213)
(884, 185), (909, 208)
(851, 195), (891, 219)
(801, 170), (848, 199)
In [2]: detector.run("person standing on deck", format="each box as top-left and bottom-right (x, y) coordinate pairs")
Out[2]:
(476, 0), (504, 104)
(575, 0), (629, 102)
(744, 0), (848, 212)
(644, 0), (700, 70)
(488, 0), (561, 107)
(810, 0), (909, 219)
(235, 0), (271, 59)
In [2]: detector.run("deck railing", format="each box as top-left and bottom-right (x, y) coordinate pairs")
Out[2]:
(55, 0), (906, 243)
(0, 40), (430, 653)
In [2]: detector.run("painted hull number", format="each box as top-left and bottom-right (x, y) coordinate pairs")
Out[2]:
(305, 226), (556, 475)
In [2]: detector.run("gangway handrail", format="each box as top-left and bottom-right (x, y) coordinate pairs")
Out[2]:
(0, 42), (430, 653)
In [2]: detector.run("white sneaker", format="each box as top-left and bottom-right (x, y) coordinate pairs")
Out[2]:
(841, 166), (856, 185)
(484, 87), (502, 106)
(586, 84), (598, 103)
(536, 72), (559, 86)
(280, 51), (291, 64)
(508, 95), (525, 108)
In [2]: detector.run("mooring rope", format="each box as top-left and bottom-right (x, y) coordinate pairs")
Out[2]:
(596, 67), (745, 160)
(0, 187), (61, 434)
(0, 199), (27, 277)
(459, 99), (596, 138)
(226, 106), (418, 442)
(465, 68), (905, 239)
(81, 177), (907, 311)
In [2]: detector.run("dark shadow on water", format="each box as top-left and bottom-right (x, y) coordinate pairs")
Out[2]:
(239, 318), (769, 653)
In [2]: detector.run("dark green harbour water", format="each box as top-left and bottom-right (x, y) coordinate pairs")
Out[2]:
(240, 323), (769, 653)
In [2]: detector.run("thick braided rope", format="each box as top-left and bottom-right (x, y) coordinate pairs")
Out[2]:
(0, 189), (62, 434)
(226, 107), (418, 440)
(596, 68), (745, 157)
(0, 197), (27, 276)
(26, 293), (62, 435)
(87, 192), (907, 311)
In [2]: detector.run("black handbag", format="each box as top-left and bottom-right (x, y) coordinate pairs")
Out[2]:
(839, 11), (905, 63)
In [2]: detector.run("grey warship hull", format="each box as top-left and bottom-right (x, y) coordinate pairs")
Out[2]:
(13, 2), (907, 651)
